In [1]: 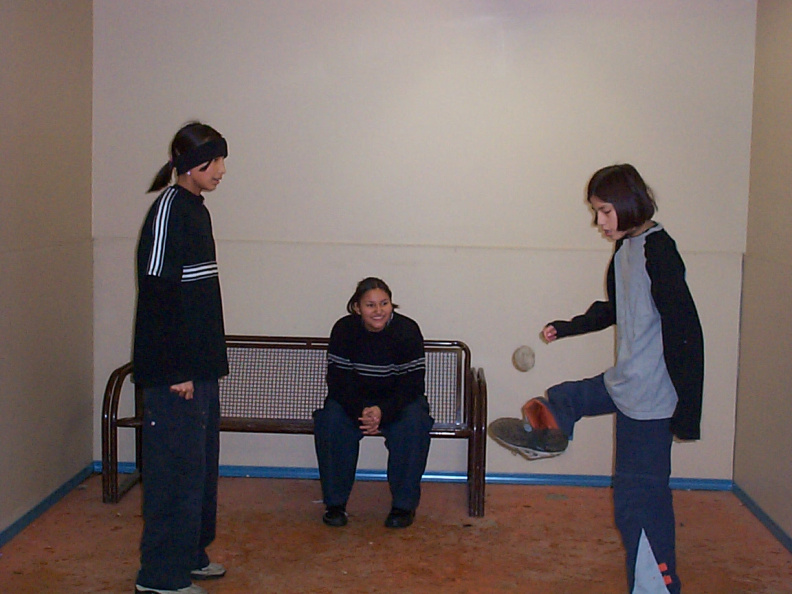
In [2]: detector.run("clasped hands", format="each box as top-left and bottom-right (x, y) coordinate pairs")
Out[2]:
(359, 406), (382, 435)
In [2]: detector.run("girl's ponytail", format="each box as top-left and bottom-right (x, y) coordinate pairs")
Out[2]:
(148, 160), (175, 193)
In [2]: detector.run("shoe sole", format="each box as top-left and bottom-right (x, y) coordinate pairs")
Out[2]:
(322, 514), (348, 527)
(490, 432), (563, 460)
(136, 586), (206, 594)
(384, 512), (415, 528)
(488, 418), (567, 459)
(190, 562), (226, 580)
(190, 572), (225, 581)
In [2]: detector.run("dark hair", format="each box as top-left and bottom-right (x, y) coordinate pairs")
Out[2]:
(346, 277), (399, 314)
(586, 164), (657, 231)
(148, 121), (225, 192)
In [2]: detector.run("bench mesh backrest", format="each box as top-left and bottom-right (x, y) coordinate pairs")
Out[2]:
(219, 346), (464, 427)
(424, 350), (462, 427)
(220, 347), (327, 420)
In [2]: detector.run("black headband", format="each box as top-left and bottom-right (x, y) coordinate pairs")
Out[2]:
(173, 138), (228, 174)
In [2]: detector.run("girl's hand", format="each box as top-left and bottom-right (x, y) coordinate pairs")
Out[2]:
(170, 380), (195, 400)
(541, 324), (558, 343)
(359, 406), (382, 435)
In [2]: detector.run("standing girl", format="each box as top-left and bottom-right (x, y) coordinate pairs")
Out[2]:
(133, 122), (229, 594)
(492, 164), (703, 593)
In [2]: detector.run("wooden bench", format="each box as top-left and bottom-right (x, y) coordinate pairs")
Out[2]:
(101, 335), (488, 516)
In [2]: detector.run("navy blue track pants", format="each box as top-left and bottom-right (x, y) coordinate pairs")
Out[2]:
(136, 380), (219, 590)
(547, 374), (679, 594)
(313, 397), (433, 511)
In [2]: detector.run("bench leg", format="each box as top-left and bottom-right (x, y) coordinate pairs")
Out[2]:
(101, 388), (144, 503)
(101, 419), (119, 504)
(102, 425), (142, 504)
(117, 423), (143, 502)
(466, 367), (487, 517)
(102, 419), (143, 503)
(468, 427), (486, 517)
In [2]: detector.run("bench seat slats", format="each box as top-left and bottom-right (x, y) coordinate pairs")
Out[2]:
(220, 418), (315, 434)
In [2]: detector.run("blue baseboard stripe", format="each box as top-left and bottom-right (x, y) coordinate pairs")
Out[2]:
(101, 464), (733, 491)
(220, 465), (320, 480)
(669, 477), (733, 491)
(733, 483), (792, 555)
(486, 472), (614, 488)
(0, 464), (93, 548)
(92, 463), (737, 491)
(217, 465), (470, 483)
(481, 473), (732, 491)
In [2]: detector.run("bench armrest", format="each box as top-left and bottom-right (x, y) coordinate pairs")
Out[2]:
(101, 362), (141, 503)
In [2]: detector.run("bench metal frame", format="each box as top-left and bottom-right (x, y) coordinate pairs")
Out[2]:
(101, 335), (487, 516)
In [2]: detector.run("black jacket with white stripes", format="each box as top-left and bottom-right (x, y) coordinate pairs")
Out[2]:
(133, 185), (228, 388)
(326, 312), (426, 425)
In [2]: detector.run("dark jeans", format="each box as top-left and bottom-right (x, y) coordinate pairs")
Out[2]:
(313, 397), (433, 511)
(136, 380), (220, 590)
(547, 374), (679, 594)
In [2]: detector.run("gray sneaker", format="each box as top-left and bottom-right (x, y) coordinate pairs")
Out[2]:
(190, 562), (226, 580)
(488, 417), (568, 460)
(135, 583), (207, 594)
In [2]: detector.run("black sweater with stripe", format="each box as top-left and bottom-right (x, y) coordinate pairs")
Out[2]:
(550, 227), (704, 440)
(133, 185), (228, 388)
(326, 312), (426, 425)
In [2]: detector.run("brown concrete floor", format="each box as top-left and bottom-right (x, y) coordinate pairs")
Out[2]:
(1, 475), (791, 593)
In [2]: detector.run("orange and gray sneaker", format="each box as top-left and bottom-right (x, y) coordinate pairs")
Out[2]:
(488, 397), (568, 460)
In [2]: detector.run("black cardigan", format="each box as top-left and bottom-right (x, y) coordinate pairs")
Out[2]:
(550, 228), (704, 440)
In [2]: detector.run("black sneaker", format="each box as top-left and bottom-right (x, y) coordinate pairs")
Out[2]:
(323, 505), (348, 527)
(488, 417), (568, 460)
(384, 507), (415, 528)
(135, 584), (207, 593)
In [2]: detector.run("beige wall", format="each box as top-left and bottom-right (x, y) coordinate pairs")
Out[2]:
(92, 0), (755, 480)
(0, 0), (93, 534)
(736, 0), (792, 537)
(11, 0), (792, 550)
